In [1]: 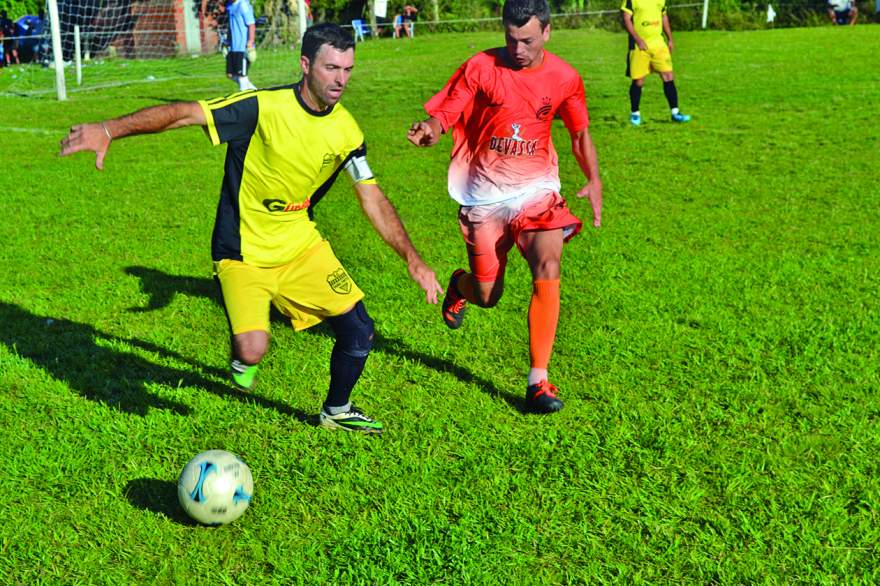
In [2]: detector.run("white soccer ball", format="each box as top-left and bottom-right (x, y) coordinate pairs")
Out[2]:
(177, 450), (254, 525)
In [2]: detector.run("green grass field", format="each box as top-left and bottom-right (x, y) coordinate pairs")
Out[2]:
(1, 24), (878, 583)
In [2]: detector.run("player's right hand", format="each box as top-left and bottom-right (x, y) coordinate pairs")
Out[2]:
(577, 179), (602, 228)
(636, 38), (648, 51)
(59, 122), (112, 170)
(407, 260), (443, 304)
(247, 46), (257, 63)
(407, 120), (438, 147)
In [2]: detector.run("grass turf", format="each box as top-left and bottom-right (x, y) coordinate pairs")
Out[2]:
(0, 25), (878, 583)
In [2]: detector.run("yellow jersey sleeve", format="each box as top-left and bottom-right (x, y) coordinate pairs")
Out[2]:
(198, 92), (259, 146)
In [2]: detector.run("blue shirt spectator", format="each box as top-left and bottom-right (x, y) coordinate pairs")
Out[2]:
(227, 0), (255, 52)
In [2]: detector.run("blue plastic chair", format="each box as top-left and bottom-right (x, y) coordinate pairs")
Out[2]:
(351, 19), (371, 42)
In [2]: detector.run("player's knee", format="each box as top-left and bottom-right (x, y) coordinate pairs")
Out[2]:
(234, 331), (269, 365)
(329, 301), (374, 358)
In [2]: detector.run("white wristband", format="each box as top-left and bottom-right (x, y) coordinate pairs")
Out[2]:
(101, 122), (113, 140)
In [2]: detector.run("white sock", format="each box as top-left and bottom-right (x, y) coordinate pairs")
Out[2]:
(238, 76), (256, 91)
(671, 107), (680, 115)
(528, 368), (548, 387)
(631, 110), (640, 116)
(324, 402), (351, 415)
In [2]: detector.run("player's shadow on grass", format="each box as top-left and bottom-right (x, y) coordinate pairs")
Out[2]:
(125, 478), (195, 525)
(125, 266), (525, 411)
(124, 266), (218, 313)
(0, 301), (311, 422)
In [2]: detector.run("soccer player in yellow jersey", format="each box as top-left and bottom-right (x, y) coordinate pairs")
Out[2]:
(60, 24), (443, 434)
(621, 0), (691, 126)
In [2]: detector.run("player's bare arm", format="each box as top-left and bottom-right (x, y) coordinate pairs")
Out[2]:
(662, 14), (674, 52)
(621, 12), (648, 51)
(60, 102), (206, 170)
(353, 181), (444, 304)
(572, 128), (602, 228)
(407, 117), (443, 147)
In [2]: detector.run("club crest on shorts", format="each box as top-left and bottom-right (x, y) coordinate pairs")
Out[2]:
(327, 268), (352, 294)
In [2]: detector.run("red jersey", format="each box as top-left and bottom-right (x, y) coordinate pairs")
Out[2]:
(425, 48), (590, 205)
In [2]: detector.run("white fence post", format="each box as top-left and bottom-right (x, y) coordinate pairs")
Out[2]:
(702, 0), (709, 28)
(47, 0), (67, 100)
(74, 24), (82, 86)
(297, 0), (308, 40)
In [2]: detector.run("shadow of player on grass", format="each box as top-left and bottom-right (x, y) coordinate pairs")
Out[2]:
(124, 265), (526, 412)
(0, 301), (311, 421)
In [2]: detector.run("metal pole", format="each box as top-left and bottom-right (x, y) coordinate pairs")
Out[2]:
(702, 0), (709, 29)
(47, 0), (67, 100)
(74, 24), (82, 86)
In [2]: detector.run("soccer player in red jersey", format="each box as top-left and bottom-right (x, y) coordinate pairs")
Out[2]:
(407, 0), (602, 414)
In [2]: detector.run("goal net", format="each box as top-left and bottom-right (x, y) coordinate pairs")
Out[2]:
(0, 0), (305, 98)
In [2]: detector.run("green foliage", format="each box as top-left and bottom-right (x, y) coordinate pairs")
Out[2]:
(0, 0), (40, 18)
(1, 26), (879, 582)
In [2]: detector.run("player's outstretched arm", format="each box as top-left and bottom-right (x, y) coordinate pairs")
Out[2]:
(60, 102), (206, 170)
(407, 117), (443, 147)
(572, 128), (603, 228)
(354, 182), (444, 304)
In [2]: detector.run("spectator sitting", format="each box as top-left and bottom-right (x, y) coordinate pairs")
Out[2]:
(401, 4), (417, 38)
(827, 0), (858, 24)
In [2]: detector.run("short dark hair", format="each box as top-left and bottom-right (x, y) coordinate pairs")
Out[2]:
(301, 23), (356, 63)
(502, 0), (551, 28)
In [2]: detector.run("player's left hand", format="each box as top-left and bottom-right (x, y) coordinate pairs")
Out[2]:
(408, 260), (443, 304)
(59, 122), (112, 170)
(247, 46), (257, 63)
(577, 180), (602, 228)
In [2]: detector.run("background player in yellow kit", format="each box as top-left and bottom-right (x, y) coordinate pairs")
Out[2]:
(621, 0), (691, 126)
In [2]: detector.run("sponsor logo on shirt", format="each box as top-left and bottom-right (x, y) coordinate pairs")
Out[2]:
(321, 153), (335, 168)
(489, 123), (537, 157)
(327, 268), (352, 294)
(262, 198), (311, 212)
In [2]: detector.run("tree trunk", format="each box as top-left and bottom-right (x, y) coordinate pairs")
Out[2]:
(368, 0), (378, 37)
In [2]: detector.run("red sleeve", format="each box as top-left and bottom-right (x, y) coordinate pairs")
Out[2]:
(424, 56), (480, 133)
(557, 74), (590, 135)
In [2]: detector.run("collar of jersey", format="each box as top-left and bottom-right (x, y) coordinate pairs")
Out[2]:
(294, 81), (336, 117)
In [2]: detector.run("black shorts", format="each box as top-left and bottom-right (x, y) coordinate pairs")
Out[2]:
(226, 51), (248, 77)
(834, 9), (851, 23)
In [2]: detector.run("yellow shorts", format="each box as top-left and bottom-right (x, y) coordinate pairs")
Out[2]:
(627, 43), (673, 79)
(214, 240), (364, 334)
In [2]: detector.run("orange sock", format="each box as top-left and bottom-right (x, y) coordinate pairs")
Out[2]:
(528, 279), (560, 369)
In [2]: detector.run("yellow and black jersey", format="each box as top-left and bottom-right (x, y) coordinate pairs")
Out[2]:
(621, 0), (667, 50)
(199, 82), (376, 267)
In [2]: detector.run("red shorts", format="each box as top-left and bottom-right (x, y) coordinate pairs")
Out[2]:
(458, 190), (582, 283)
